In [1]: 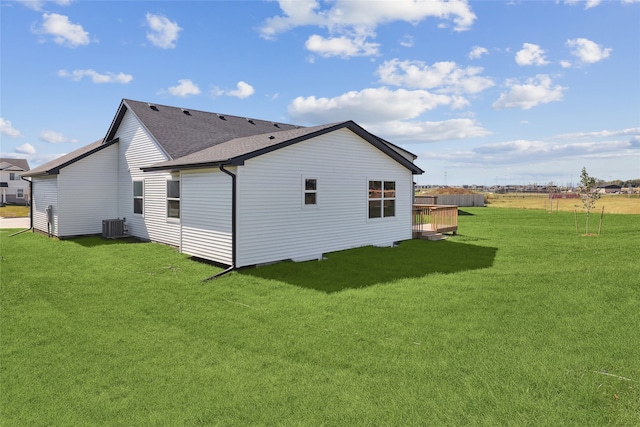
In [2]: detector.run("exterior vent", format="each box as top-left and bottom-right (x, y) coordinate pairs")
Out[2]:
(182, 109), (191, 116)
(246, 118), (255, 124)
(217, 114), (226, 120)
(148, 104), (159, 111)
(102, 218), (127, 239)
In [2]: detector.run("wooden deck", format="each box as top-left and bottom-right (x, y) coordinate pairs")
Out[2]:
(412, 204), (458, 239)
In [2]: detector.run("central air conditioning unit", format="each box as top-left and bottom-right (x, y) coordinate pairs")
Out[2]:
(102, 218), (127, 239)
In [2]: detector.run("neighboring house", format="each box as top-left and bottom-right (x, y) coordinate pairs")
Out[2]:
(23, 99), (423, 269)
(0, 158), (30, 206)
(598, 184), (622, 194)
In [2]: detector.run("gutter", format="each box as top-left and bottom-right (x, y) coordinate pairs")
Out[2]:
(9, 176), (34, 237)
(202, 164), (236, 281)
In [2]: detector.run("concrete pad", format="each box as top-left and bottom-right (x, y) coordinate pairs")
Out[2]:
(0, 217), (31, 229)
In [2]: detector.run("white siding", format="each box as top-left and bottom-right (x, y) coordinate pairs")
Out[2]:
(180, 169), (233, 265)
(114, 110), (180, 246)
(56, 144), (118, 236)
(0, 170), (30, 203)
(235, 128), (413, 267)
(32, 176), (58, 235)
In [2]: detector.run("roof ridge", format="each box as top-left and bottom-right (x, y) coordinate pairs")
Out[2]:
(123, 99), (300, 129)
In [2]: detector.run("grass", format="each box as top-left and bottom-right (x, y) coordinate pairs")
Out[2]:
(1, 209), (639, 425)
(486, 193), (640, 214)
(0, 205), (30, 218)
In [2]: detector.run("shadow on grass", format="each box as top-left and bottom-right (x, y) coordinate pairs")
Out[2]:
(66, 235), (145, 248)
(239, 239), (497, 293)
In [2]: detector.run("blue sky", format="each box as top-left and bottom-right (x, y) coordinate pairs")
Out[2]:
(1, 0), (639, 186)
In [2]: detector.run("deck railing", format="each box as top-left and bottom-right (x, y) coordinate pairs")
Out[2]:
(412, 204), (459, 237)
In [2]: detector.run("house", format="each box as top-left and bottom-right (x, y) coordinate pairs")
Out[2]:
(598, 184), (622, 194)
(23, 99), (423, 269)
(0, 158), (30, 206)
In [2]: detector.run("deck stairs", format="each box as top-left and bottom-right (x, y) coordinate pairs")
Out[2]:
(419, 230), (446, 241)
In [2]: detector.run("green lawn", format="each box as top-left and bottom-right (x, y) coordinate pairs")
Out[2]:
(0, 205), (30, 218)
(1, 209), (638, 425)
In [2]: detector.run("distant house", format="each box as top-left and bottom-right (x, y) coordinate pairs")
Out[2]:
(0, 158), (30, 206)
(598, 184), (622, 194)
(23, 99), (423, 269)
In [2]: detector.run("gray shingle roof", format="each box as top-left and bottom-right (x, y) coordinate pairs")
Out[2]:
(21, 139), (112, 177)
(142, 122), (344, 170)
(0, 158), (30, 171)
(108, 99), (301, 160)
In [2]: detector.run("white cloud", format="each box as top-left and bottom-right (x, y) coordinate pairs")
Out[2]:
(260, 0), (476, 58)
(492, 74), (566, 110)
(515, 43), (549, 66)
(227, 81), (255, 99)
(365, 118), (491, 142)
(305, 33), (380, 58)
(468, 46), (488, 59)
(145, 13), (181, 49)
(564, 0), (602, 9)
(39, 130), (75, 143)
(0, 118), (24, 138)
(261, 0), (476, 35)
(167, 79), (201, 97)
(555, 127), (640, 140)
(566, 38), (611, 64)
(57, 69), (133, 84)
(377, 59), (494, 95)
(399, 35), (414, 48)
(426, 136), (639, 166)
(288, 85), (490, 142)
(288, 87), (454, 124)
(16, 0), (72, 11)
(15, 143), (36, 155)
(33, 13), (90, 47)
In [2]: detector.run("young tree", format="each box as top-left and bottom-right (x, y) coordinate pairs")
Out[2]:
(577, 167), (600, 235)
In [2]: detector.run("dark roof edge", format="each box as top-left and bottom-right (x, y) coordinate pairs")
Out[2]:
(337, 122), (424, 175)
(106, 99), (172, 160)
(22, 138), (119, 177)
(104, 100), (128, 143)
(141, 160), (231, 172)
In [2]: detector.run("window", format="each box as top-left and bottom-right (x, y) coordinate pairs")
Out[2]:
(304, 178), (317, 205)
(16, 188), (24, 198)
(368, 180), (395, 219)
(133, 181), (143, 214)
(9, 173), (18, 181)
(167, 180), (180, 219)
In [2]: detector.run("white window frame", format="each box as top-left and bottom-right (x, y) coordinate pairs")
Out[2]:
(368, 179), (396, 219)
(9, 173), (19, 181)
(166, 179), (180, 220)
(16, 188), (24, 198)
(133, 180), (144, 215)
(303, 177), (318, 207)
